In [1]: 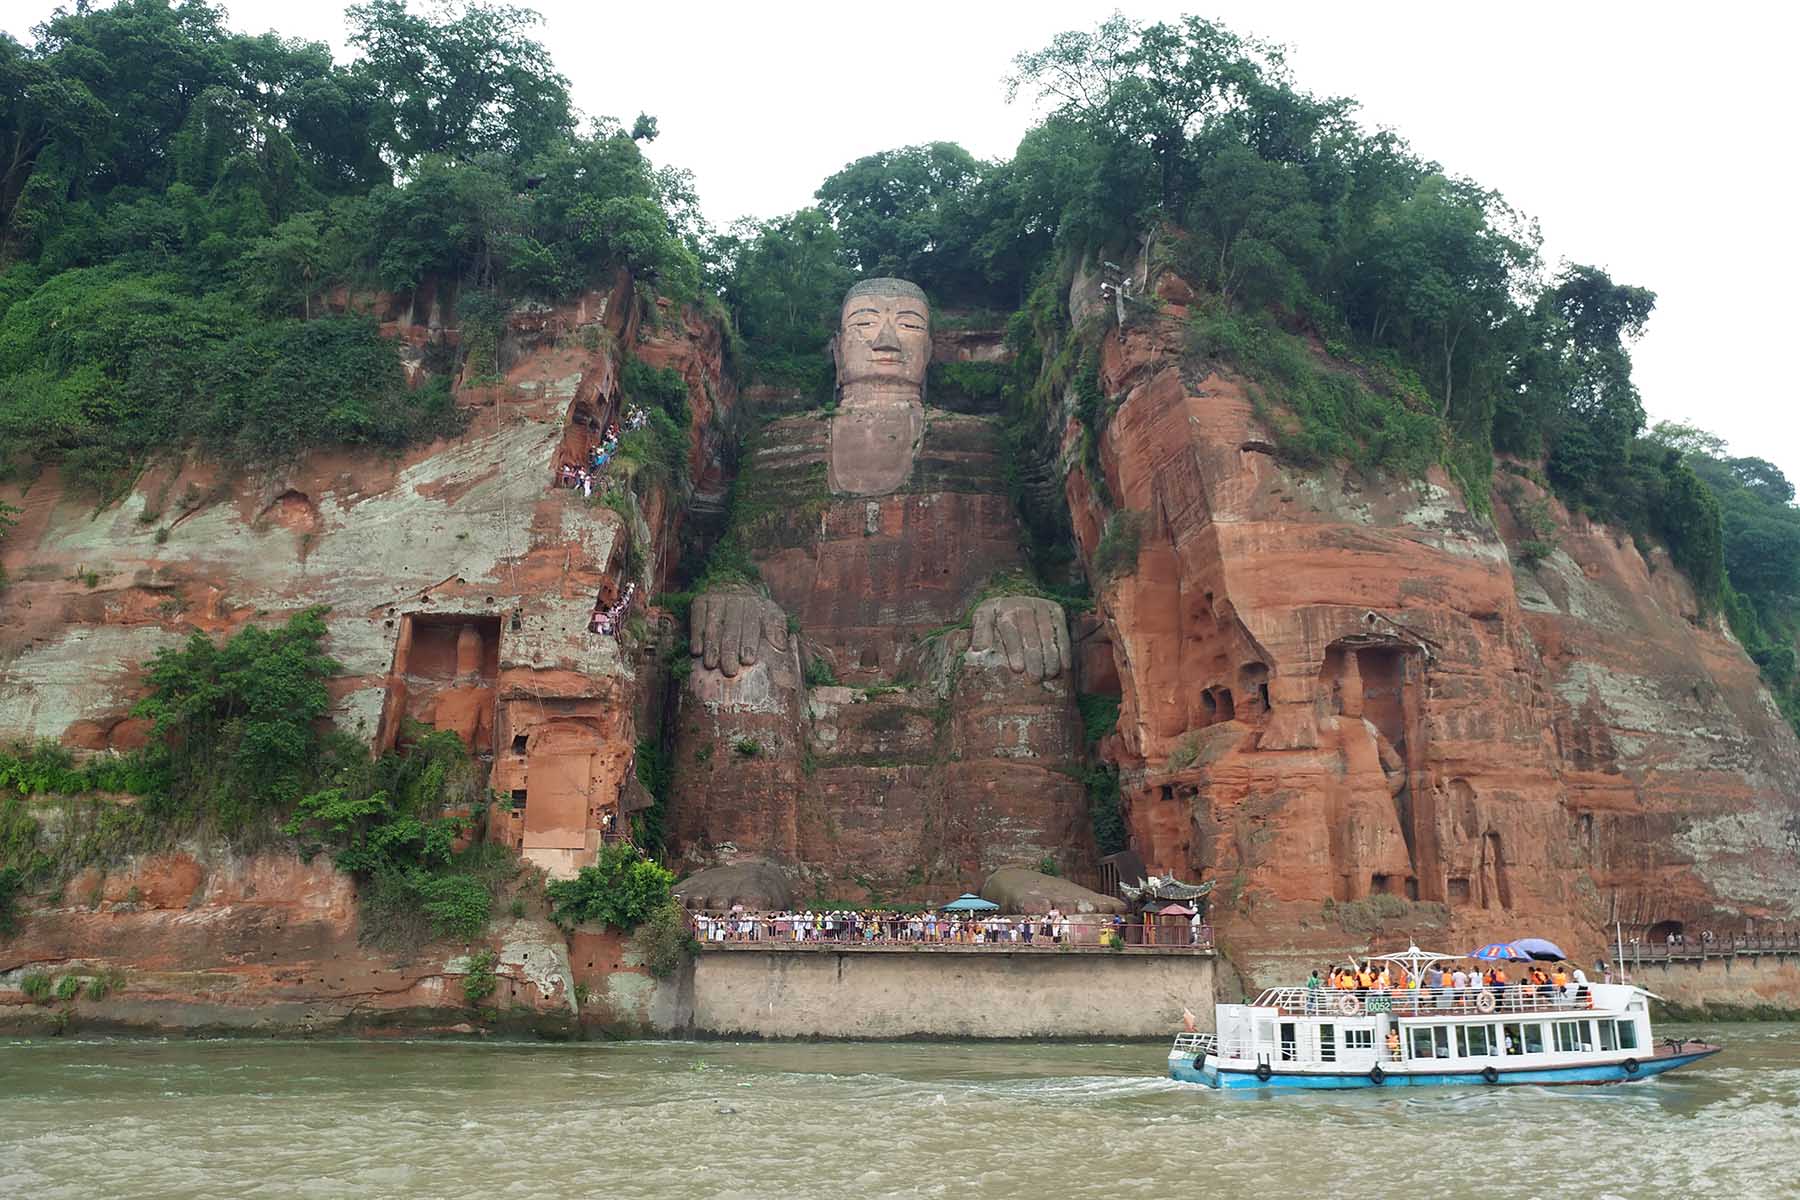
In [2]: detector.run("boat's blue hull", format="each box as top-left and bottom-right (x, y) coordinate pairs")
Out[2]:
(1170, 1049), (1718, 1090)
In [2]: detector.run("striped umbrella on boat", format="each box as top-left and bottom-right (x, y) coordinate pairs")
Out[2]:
(1468, 941), (1534, 960)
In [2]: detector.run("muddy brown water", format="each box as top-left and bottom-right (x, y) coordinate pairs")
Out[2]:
(2, 1024), (1795, 1199)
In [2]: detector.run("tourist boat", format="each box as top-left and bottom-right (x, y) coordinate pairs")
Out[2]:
(1169, 944), (1721, 1089)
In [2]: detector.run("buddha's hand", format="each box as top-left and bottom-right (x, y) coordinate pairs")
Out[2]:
(690, 586), (790, 678)
(970, 595), (1072, 682)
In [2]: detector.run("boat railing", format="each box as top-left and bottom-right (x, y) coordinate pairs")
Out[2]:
(1172, 1032), (1306, 1063)
(1172, 1032), (1217, 1056)
(1253, 985), (1605, 1017)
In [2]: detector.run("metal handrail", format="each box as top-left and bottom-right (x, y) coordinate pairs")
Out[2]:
(1253, 985), (1603, 1016)
(1624, 934), (1800, 964)
(686, 910), (1215, 951)
(1172, 1032), (1216, 1055)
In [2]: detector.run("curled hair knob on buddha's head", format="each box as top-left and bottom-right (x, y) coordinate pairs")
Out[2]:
(841, 277), (927, 305)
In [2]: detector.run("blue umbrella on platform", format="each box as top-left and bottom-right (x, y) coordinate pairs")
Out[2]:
(942, 893), (999, 912)
(1509, 937), (1569, 961)
(1468, 941), (1532, 961)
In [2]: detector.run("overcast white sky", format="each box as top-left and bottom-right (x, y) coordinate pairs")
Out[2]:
(13, 1), (1797, 483)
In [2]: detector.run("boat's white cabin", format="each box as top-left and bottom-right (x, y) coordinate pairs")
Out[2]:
(1204, 982), (1653, 1074)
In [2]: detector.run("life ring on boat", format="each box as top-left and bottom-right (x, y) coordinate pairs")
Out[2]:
(1481, 1065), (1499, 1085)
(1474, 991), (1497, 1014)
(1255, 1062), (1273, 1082)
(1336, 994), (1360, 1016)
(1368, 1065), (1386, 1086)
(1623, 1057), (1640, 1076)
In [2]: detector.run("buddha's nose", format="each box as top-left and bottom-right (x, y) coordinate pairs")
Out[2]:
(873, 316), (901, 354)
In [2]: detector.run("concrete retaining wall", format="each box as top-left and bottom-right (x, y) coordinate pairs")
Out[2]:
(688, 949), (1218, 1039)
(1631, 953), (1800, 1018)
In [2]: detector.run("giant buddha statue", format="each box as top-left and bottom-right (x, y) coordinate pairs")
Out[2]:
(670, 279), (1093, 896)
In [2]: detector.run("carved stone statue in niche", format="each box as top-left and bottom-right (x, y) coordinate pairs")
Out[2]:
(672, 278), (1090, 891)
(828, 277), (929, 496)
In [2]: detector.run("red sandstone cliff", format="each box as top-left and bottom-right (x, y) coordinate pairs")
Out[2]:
(0, 274), (731, 1031)
(4, 247), (1797, 1023)
(1056, 249), (1800, 983)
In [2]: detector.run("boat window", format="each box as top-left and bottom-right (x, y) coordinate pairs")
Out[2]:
(1502, 1023), (1524, 1055)
(1410, 1027), (1434, 1058)
(1319, 1023), (1336, 1063)
(1343, 1027), (1374, 1051)
(1461, 1024), (1492, 1057)
(1615, 1020), (1638, 1050)
(1432, 1026), (1451, 1058)
(1555, 1022), (1582, 1053)
(1523, 1023), (1545, 1054)
(1598, 1020), (1618, 1052)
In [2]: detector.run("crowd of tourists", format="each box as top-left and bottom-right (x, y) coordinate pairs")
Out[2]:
(1306, 959), (1610, 1012)
(692, 908), (1107, 947)
(589, 582), (637, 637)
(555, 404), (648, 498)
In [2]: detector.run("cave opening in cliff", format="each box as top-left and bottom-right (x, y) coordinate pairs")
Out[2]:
(1239, 661), (1270, 716)
(379, 613), (503, 757)
(397, 613), (502, 680)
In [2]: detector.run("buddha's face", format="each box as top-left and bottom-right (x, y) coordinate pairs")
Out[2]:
(837, 290), (930, 390)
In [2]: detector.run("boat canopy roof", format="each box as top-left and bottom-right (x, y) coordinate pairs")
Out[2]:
(1364, 943), (1457, 976)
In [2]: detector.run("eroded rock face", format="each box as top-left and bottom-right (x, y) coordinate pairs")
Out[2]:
(0, 849), (574, 1034)
(982, 867), (1126, 915)
(1062, 249), (1800, 983)
(0, 277), (737, 1029)
(0, 278), (734, 886)
(671, 281), (1093, 895)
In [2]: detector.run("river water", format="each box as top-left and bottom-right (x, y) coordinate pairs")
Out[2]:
(2, 1024), (1795, 1200)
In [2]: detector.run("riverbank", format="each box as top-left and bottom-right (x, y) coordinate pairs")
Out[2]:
(1, 944), (1226, 1041)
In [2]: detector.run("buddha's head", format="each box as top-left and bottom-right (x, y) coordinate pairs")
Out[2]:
(834, 278), (930, 393)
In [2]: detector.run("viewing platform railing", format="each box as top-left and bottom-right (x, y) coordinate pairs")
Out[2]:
(1625, 934), (1800, 965)
(686, 910), (1215, 952)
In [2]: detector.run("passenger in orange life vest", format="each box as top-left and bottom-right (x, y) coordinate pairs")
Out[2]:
(1358, 966), (1376, 990)
(1550, 965), (1570, 989)
(1375, 967), (1392, 990)
(1386, 1029), (1402, 1059)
